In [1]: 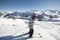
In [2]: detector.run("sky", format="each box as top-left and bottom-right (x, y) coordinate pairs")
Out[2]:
(0, 0), (60, 12)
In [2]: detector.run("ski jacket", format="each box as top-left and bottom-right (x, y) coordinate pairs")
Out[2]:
(28, 18), (34, 29)
(28, 13), (36, 29)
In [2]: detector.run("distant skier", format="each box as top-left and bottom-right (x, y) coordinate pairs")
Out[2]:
(28, 13), (36, 38)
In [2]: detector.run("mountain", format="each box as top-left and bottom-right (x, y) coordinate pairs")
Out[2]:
(0, 13), (3, 17)
(2, 10), (60, 20)
(0, 10), (60, 40)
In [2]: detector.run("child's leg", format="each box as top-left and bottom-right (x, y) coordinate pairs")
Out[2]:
(29, 28), (34, 37)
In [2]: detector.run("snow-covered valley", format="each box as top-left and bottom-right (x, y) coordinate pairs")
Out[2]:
(0, 17), (60, 40)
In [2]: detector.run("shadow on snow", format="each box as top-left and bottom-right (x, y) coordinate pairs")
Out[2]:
(0, 32), (29, 40)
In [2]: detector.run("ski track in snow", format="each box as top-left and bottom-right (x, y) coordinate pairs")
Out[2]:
(0, 18), (60, 40)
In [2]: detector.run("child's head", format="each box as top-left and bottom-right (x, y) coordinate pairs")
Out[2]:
(31, 13), (36, 20)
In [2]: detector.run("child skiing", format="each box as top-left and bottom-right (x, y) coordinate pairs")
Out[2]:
(28, 13), (36, 38)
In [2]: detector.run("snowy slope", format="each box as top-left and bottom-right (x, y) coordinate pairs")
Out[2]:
(0, 18), (60, 40)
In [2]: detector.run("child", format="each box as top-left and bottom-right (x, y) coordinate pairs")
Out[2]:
(28, 13), (36, 38)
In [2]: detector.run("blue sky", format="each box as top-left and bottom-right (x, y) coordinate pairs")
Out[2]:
(0, 0), (60, 12)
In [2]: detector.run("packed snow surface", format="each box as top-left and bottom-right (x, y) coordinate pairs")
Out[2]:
(0, 18), (60, 40)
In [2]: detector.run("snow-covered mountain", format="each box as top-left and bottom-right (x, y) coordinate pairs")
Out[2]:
(0, 12), (3, 17)
(2, 10), (60, 21)
(0, 10), (60, 40)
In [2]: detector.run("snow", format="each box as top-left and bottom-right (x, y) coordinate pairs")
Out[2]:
(0, 18), (60, 40)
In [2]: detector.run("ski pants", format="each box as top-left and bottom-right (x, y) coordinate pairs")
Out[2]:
(29, 28), (34, 37)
